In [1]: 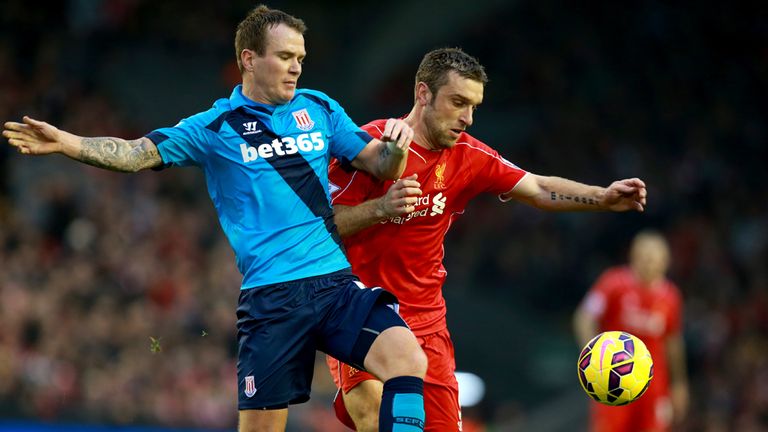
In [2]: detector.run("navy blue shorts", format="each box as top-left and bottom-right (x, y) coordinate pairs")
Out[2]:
(236, 269), (404, 410)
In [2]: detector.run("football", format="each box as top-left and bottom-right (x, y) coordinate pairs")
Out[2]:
(577, 331), (654, 405)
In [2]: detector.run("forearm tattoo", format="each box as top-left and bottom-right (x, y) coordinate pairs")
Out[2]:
(550, 191), (598, 205)
(379, 143), (392, 160)
(80, 137), (160, 172)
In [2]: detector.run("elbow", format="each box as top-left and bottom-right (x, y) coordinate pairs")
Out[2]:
(375, 166), (401, 181)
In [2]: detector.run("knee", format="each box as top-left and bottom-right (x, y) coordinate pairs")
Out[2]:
(365, 326), (428, 381)
(387, 343), (428, 379)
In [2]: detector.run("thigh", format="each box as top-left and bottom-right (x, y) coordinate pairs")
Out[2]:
(327, 355), (379, 394)
(329, 356), (382, 430)
(236, 284), (316, 410)
(317, 276), (402, 369)
(239, 408), (287, 432)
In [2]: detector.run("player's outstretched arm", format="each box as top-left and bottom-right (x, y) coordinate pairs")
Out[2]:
(350, 118), (413, 181)
(666, 332), (690, 424)
(503, 174), (646, 212)
(333, 174), (421, 237)
(3, 116), (162, 173)
(573, 306), (600, 347)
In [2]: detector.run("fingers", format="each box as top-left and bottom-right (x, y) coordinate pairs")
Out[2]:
(381, 118), (400, 141)
(381, 118), (414, 153)
(381, 175), (423, 217)
(4, 121), (32, 133)
(610, 181), (636, 194)
(23, 116), (47, 128)
(388, 177), (422, 199)
(605, 178), (648, 213)
(3, 128), (28, 151)
(621, 177), (646, 188)
(394, 125), (413, 152)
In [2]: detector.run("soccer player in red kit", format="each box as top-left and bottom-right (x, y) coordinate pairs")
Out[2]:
(326, 48), (648, 432)
(574, 231), (689, 432)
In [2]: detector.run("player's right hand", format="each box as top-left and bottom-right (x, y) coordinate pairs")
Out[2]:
(380, 118), (414, 156)
(3, 116), (63, 155)
(377, 174), (422, 217)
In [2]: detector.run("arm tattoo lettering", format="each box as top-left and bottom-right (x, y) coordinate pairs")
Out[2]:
(80, 137), (160, 172)
(550, 192), (597, 206)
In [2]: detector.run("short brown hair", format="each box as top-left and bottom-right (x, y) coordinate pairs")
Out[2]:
(234, 5), (307, 73)
(415, 48), (488, 96)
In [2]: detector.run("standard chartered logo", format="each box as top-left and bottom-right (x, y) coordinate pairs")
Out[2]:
(430, 192), (446, 216)
(384, 192), (448, 225)
(241, 132), (325, 162)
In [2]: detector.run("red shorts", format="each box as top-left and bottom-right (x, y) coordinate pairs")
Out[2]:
(590, 391), (672, 432)
(327, 328), (462, 431)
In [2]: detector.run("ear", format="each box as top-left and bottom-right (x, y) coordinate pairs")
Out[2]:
(415, 82), (432, 106)
(240, 49), (256, 73)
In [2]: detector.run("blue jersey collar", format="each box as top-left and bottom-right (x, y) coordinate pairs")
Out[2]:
(229, 85), (281, 113)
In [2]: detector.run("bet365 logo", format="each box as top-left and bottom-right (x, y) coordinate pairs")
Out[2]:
(241, 132), (325, 162)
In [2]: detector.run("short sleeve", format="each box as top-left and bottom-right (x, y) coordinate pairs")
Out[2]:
(323, 95), (372, 166)
(145, 110), (216, 168)
(581, 270), (616, 319)
(462, 143), (527, 199)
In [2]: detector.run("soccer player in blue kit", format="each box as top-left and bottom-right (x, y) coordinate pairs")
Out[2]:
(3, 5), (427, 432)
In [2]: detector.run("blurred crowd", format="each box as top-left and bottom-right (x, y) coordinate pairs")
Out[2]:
(1, 1), (766, 431)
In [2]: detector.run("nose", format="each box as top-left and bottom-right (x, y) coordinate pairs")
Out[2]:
(460, 107), (474, 127)
(289, 59), (301, 75)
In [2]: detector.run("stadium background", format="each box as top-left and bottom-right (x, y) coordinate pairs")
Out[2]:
(0, 1), (765, 431)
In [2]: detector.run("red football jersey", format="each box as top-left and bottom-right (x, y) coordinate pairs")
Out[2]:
(580, 266), (683, 397)
(329, 119), (527, 335)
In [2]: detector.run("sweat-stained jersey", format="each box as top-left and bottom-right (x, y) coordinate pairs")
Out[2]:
(579, 266), (683, 399)
(329, 118), (528, 336)
(146, 85), (372, 289)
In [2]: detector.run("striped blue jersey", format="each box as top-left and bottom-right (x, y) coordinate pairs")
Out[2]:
(146, 85), (372, 289)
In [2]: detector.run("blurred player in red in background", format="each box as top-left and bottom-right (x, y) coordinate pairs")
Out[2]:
(574, 230), (689, 432)
(326, 47), (648, 432)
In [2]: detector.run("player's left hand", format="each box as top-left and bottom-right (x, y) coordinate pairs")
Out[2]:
(380, 118), (413, 156)
(601, 178), (647, 212)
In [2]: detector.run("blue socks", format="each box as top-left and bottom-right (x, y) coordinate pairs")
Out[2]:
(379, 376), (425, 432)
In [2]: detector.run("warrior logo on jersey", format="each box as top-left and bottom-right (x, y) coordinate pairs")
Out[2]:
(292, 108), (315, 131)
(434, 162), (447, 189)
(244, 376), (257, 397)
(328, 181), (341, 196)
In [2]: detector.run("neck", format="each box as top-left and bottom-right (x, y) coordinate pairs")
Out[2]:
(241, 79), (273, 105)
(404, 105), (438, 151)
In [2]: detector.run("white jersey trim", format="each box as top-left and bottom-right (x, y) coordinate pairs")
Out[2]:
(331, 170), (359, 204)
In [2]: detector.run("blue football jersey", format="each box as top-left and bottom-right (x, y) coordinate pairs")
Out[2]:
(146, 85), (373, 289)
